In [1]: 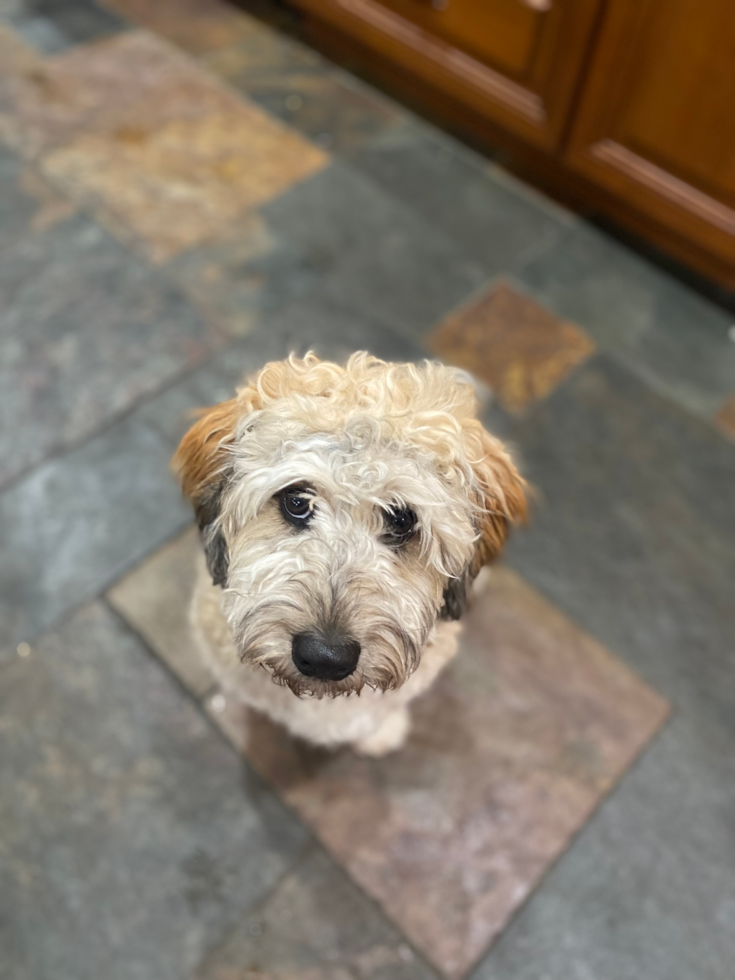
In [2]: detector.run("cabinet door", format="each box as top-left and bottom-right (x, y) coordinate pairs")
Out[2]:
(565, 0), (735, 270)
(291, 0), (601, 148)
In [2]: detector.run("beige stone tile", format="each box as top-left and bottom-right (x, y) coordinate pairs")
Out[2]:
(107, 526), (214, 697)
(166, 212), (317, 338)
(0, 31), (328, 259)
(0, 29), (183, 157)
(41, 112), (324, 261)
(206, 568), (669, 980)
(429, 281), (595, 414)
(0, 24), (38, 73)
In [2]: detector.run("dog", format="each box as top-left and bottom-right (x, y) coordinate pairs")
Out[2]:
(173, 353), (526, 756)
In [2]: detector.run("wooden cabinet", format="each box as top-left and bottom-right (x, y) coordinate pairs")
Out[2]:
(288, 0), (735, 286)
(565, 0), (735, 276)
(291, 0), (601, 148)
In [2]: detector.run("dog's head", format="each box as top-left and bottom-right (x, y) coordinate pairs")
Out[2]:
(173, 353), (526, 697)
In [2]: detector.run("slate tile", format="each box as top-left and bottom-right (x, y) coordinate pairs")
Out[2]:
(317, 236), (484, 338)
(135, 364), (241, 452)
(0, 212), (219, 489)
(0, 24), (39, 147)
(165, 212), (318, 339)
(136, 303), (428, 456)
(250, 74), (400, 154)
(102, 0), (261, 55)
(255, 285), (431, 363)
(347, 121), (568, 272)
(135, 342), (274, 450)
(197, 846), (437, 980)
(8, 0), (127, 55)
(0, 601), (307, 980)
(206, 569), (667, 980)
(0, 415), (192, 654)
(261, 160), (426, 273)
(1, 31), (328, 259)
(202, 21), (326, 78)
(0, 141), (74, 250)
(205, 29), (401, 153)
(516, 222), (735, 417)
(428, 281), (595, 413)
(107, 526), (213, 697)
(473, 711), (735, 980)
(261, 161), (485, 335)
(714, 392), (735, 440)
(504, 356), (735, 731)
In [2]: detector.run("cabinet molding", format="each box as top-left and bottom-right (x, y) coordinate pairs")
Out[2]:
(290, 0), (601, 148)
(590, 141), (735, 239)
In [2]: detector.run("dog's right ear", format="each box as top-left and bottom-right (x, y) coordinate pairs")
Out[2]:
(440, 418), (527, 621)
(172, 388), (258, 587)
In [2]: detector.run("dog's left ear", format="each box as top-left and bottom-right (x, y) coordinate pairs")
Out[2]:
(172, 387), (260, 587)
(441, 420), (527, 619)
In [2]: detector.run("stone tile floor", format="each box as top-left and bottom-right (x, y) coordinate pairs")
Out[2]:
(0, 2), (734, 978)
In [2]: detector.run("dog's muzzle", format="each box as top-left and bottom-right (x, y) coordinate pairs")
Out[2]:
(291, 632), (361, 682)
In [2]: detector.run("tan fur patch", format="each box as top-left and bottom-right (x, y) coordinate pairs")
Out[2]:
(462, 418), (528, 576)
(172, 382), (261, 513)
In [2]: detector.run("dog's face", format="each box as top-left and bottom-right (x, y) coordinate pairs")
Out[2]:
(173, 354), (525, 698)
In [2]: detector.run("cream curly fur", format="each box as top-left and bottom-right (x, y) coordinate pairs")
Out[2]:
(173, 353), (525, 755)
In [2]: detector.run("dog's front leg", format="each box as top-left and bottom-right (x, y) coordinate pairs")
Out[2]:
(354, 707), (411, 757)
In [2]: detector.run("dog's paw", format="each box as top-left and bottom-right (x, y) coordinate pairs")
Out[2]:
(354, 708), (410, 757)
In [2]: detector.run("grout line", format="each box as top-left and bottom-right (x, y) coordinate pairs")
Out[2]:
(466, 708), (676, 977)
(0, 513), (193, 661)
(100, 594), (327, 973)
(506, 219), (572, 276)
(100, 603), (439, 972)
(486, 161), (579, 227)
(0, 349), (220, 498)
(101, 594), (225, 736)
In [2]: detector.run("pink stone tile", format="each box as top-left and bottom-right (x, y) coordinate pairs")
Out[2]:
(1, 31), (328, 259)
(207, 568), (669, 980)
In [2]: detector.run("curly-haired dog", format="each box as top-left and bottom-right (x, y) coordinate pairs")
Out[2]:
(173, 353), (526, 756)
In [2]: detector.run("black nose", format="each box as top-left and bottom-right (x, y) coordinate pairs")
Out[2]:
(292, 632), (361, 682)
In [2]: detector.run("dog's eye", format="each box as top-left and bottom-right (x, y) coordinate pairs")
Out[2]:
(280, 486), (315, 526)
(383, 506), (417, 543)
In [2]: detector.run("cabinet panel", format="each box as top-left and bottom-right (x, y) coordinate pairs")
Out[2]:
(375, 0), (540, 79)
(566, 0), (735, 263)
(290, 0), (602, 148)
